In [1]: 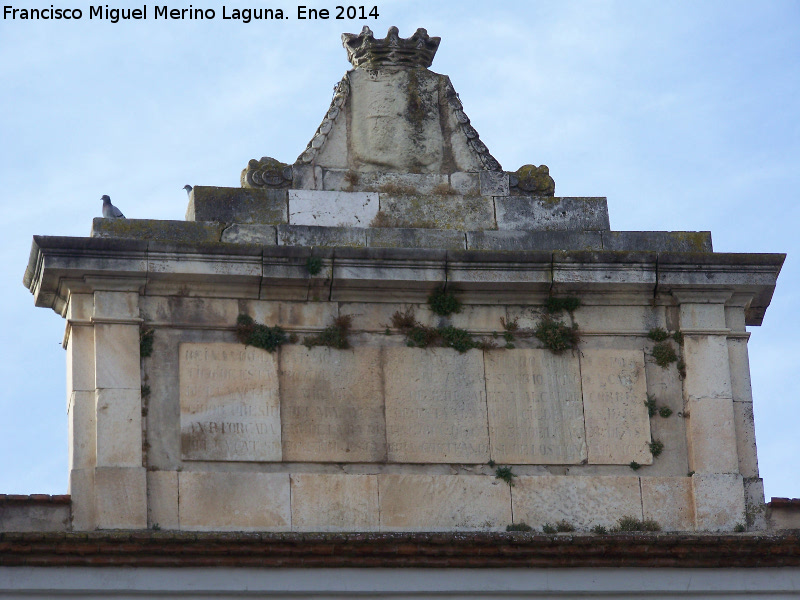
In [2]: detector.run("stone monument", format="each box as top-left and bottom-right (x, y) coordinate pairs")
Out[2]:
(22, 26), (784, 534)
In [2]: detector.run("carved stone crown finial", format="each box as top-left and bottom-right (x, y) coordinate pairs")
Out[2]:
(342, 26), (440, 69)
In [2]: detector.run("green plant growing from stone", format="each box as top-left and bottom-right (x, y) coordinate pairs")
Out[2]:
(151, 523), (161, 531)
(677, 359), (687, 378)
(303, 315), (353, 350)
(647, 327), (670, 342)
(236, 314), (287, 353)
(612, 516), (661, 532)
(542, 523), (557, 534)
(390, 309), (495, 353)
(659, 406), (673, 418)
(506, 522), (533, 532)
(141, 384), (151, 398)
(428, 287), (462, 316)
(305, 256), (323, 276)
(545, 296), (581, 314)
(734, 523), (746, 532)
(500, 316), (518, 347)
(645, 394), (658, 417)
(591, 525), (608, 535)
(495, 465), (517, 487)
(534, 316), (579, 354)
(140, 327), (154, 358)
(649, 440), (664, 458)
(652, 342), (678, 368)
(672, 331), (684, 345)
(555, 520), (575, 533)
(629, 461), (641, 471)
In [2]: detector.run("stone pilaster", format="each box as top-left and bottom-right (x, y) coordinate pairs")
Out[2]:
(676, 291), (745, 531)
(64, 293), (96, 530)
(91, 289), (146, 529)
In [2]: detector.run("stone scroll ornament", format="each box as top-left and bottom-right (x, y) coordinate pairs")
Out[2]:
(510, 164), (556, 196)
(241, 157), (293, 189)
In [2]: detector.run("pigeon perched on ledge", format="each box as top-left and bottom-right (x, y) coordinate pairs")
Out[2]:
(183, 185), (193, 196)
(101, 195), (125, 219)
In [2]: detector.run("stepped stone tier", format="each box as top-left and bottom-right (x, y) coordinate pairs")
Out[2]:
(22, 27), (784, 534)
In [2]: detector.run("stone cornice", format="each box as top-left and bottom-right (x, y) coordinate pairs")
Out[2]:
(24, 236), (784, 325)
(1, 530), (799, 568)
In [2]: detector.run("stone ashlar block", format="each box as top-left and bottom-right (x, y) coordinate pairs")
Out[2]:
(728, 338), (753, 402)
(220, 224), (277, 245)
(68, 468), (96, 531)
(240, 300), (339, 331)
(378, 194), (495, 231)
(94, 324), (141, 390)
(290, 474), (379, 532)
(277, 224), (367, 248)
(679, 303), (727, 331)
(367, 227), (466, 250)
(280, 346), (386, 462)
(68, 391), (96, 471)
(466, 230), (603, 251)
(93, 290), (139, 320)
(495, 197), (609, 231)
(348, 172), (449, 195)
(744, 477), (767, 530)
(692, 473), (746, 532)
(601, 231), (712, 252)
(186, 186), (288, 224)
(95, 466), (147, 529)
(178, 471), (290, 531)
(95, 388), (142, 468)
(512, 476), (643, 531)
(147, 470), (179, 530)
(682, 336), (733, 400)
(92, 218), (224, 243)
(480, 171), (509, 196)
(140, 296), (240, 328)
(379, 474), (511, 532)
(641, 477), (695, 531)
(449, 172), (480, 196)
(179, 343), (282, 462)
(384, 347), (489, 464)
(0, 500), (70, 533)
(338, 302), (438, 332)
(289, 190), (379, 228)
(686, 398), (739, 474)
(552, 251), (657, 291)
(485, 350), (586, 465)
(581, 349), (653, 465)
(66, 325), (95, 396)
(734, 401), (759, 478)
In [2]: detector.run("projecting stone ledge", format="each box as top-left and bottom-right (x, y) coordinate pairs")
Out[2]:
(92, 219), (712, 253)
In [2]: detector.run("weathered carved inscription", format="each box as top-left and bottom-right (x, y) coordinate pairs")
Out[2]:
(180, 343), (281, 461)
(581, 349), (652, 464)
(384, 348), (490, 463)
(280, 346), (386, 462)
(485, 350), (587, 464)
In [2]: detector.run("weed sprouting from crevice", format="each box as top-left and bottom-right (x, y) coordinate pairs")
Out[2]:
(534, 316), (579, 353)
(647, 327), (670, 342)
(652, 342), (678, 368)
(649, 439), (664, 457)
(545, 296), (581, 314)
(659, 406), (673, 418)
(495, 465), (517, 486)
(140, 328), (154, 358)
(506, 522), (533, 532)
(428, 287), (462, 316)
(629, 461), (642, 471)
(645, 394), (658, 417)
(305, 256), (323, 276)
(613, 516), (661, 532)
(303, 315), (353, 350)
(236, 314), (287, 353)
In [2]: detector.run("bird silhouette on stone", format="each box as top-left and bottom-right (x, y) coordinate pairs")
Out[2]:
(183, 185), (193, 196)
(101, 195), (125, 219)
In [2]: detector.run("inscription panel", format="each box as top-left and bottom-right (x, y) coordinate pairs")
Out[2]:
(384, 348), (489, 463)
(485, 350), (586, 464)
(180, 343), (281, 462)
(581, 349), (652, 464)
(280, 346), (386, 462)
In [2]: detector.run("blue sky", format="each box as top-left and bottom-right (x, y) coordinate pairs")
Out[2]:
(1, 1), (798, 500)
